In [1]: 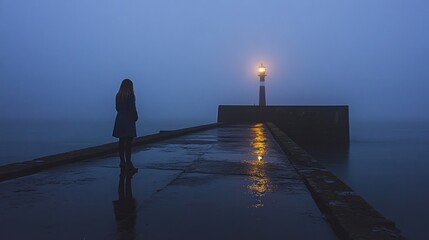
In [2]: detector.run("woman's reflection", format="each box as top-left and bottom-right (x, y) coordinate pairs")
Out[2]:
(113, 170), (137, 239)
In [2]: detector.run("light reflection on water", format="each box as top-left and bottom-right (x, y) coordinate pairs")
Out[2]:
(246, 123), (272, 208)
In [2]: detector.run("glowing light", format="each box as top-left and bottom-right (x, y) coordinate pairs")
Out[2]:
(258, 64), (266, 74)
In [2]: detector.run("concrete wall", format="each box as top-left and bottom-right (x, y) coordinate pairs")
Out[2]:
(217, 105), (349, 144)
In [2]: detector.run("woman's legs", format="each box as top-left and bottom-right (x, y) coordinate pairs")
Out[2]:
(119, 137), (136, 171)
(124, 137), (133, 167)
(118, 138), (126, 167)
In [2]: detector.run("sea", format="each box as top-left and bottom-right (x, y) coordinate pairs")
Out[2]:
(304, 121), (429, 240)
(0, 119), (428, 239)
(0, 118), (208, 165)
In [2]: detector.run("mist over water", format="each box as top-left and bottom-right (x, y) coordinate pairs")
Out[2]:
(2, 1), (429, 239)
(1, 0), (429, 124)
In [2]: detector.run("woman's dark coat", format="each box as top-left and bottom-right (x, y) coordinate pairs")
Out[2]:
(113, 95), (138, 138)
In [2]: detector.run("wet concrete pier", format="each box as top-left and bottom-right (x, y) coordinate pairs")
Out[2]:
(0, 124), (337, 240)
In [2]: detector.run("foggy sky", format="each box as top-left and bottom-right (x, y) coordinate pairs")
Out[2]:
(1, 0), (429, 124)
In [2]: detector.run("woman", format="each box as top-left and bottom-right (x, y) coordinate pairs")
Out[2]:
(113, 79), (138, 172)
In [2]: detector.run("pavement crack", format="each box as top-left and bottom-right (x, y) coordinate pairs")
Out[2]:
(153, 151), (208, 193)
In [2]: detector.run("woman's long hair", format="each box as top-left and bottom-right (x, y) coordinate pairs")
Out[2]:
(116, 79), (134, 103)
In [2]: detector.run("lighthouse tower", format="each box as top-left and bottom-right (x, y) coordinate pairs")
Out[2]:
(258, 64), (267, 106)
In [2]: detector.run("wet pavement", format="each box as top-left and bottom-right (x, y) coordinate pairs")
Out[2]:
(0, 124), (337, 240)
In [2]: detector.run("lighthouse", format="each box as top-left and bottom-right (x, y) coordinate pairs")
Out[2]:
(258, 64), (266, 106)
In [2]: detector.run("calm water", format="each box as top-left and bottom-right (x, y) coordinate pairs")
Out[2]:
(305, 122), (429, 240)
(1, 120), (428, 239)
(0, 119), (209, 165)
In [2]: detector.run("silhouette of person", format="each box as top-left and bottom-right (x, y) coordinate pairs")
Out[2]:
(113, 79), (138, 173)
(113, 171), (137, 240)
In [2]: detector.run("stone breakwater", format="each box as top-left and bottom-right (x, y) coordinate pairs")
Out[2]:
(0, 121), (408, 239)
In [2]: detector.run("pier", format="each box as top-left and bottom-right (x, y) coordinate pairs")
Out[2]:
(0, 124), (336, 239)
(0, 121), (405, 239)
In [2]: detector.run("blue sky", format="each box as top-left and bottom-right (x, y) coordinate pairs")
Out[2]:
(1, 0), (429, 123)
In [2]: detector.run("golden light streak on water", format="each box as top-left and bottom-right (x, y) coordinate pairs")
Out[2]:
(246, 123), (272, 208)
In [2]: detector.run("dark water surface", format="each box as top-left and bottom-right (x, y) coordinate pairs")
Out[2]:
(305, 122), (429, 240)
(0, 119), (208, 165)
